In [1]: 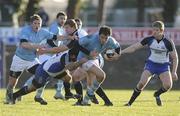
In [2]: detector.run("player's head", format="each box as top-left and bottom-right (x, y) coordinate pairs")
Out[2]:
(152, 21), (164, 38)
(30, 14), (42, 32)
(74, 18), (82, 29)
(64, 19), (78, 35)
(56, 11), (67, 26)
(99, 26), (112, 45)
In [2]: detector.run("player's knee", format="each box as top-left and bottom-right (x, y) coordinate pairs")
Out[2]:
(163, 83), (172, 90)
(63, 75), (72, 82)
(27, 64), (39, 74)
(9, 71), (22, 79)
(97, 72), (106, 83)
(32, 79), (42, 89)
(72, 70), (83, 82)
(137, 82), (145, 90)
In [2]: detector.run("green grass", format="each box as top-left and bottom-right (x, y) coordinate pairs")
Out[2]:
(0, 89), (180, 116)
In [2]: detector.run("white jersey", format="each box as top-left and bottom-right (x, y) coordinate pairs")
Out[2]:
(141, 36), (173, 64)
(43, 51), (69, 77)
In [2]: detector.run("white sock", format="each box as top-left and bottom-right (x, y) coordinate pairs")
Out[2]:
(56, 80), (64, 92)
(24, 75), (34, 87)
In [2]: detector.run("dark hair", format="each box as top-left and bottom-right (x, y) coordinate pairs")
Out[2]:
(74, 18), (82, 24)
(64, 19), (78, 29)
(30, 14), (42, 23)
(99, 26), (112, 36)
(56, 11), (67, 19)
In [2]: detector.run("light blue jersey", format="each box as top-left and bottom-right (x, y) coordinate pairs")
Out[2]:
(78, 33), (120, 60)
(49, 22), (65, 35)
(49, 21), (65, 46)
(15, 25), (54, 61)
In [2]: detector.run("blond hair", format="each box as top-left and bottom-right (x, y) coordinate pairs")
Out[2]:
(30, 14), (42, 23)
(152, 21), (164, 31)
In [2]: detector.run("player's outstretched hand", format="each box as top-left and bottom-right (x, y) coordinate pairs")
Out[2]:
(65, 58), (88, 71)
(36, 48), (47, 55)
(172, 72), (178, 81)
(104, 52), (120, 61)
(90, 50), (99, 58)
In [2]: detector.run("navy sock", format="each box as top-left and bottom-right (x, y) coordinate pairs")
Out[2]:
(96, 87), (111, 103)
(154, 87), (167, 97)
(74, 81), (83, 102)
(13, 86), (29, 99)
(128, 87), (141, 105)
(63, 82), (71, 95)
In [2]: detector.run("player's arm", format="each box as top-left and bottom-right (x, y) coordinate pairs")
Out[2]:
(65, 58), (88, 71)
(104, 47), (121, 61)
(56, 35), (76, 41)
(121, 37), (150, 55)
(20, 39), (45, 50)
(169, 39), (179, 81)
(37, 45), (69, 54)
(54, 58), (88, 80)
(37, 39), (89, 55)
(74, 40), (98, 58)
(121, 42), (143, 55)
(46, 39), (58, 47)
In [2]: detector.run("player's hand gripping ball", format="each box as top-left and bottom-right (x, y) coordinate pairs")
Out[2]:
(105, 49), (115, 58)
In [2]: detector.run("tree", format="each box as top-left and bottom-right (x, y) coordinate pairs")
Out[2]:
(0, 0), (24, 26)
(0, 0), (42, 26)
(97, 0), (105, 26)
(162, 0), (178, 26)
(66, 0), (81, 19)
(25, 0), (42, 22)
(137, 0), (145, 26)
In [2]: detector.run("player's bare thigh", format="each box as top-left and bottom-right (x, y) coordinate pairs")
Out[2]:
(86, 72), (96, 87)
(88, 65), (106, 83)
(137, 70), (152, 90)
(72, 67), (88, 82)
(61, 70), (72, 82)
(159, 71), (172, 90)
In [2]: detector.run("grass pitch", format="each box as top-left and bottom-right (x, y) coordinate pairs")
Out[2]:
(0, 89), (180, 116)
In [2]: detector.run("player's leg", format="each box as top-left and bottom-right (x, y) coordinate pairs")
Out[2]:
(12, 80), (38, 104)
(54, 80), (64, 99)
(22, 75), (47, 104)
(154, 71), (172, 106)
(82, 72), (96, 105)
(125, 70), (152, 106)
(72, 67), (88, 105)
(61, 70), (75, 100)
(27, 63), (48, 104)
(80, 60), (106, 105)
(9, 69), (45, 105)
(5, 55), (28, 104)
(34, 82), (49, 105)
(95, 86), (113, 106)
(5, 71), (22, 104)
(85, 65), (106, 102)
(87, 65), (106, 84)
(11, 75), (48, 105)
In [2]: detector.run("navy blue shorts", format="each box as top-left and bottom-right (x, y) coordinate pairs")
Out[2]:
(144, 60), (170, 75)
(33, 64), (50, 88)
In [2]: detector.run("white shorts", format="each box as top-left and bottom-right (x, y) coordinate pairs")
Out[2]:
(38, 54), (52, 64)
(81, 59), (100, 71)
(10, 55), (38, 72)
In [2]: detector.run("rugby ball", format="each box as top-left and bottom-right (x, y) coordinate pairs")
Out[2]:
(105, 49), (115, 58)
